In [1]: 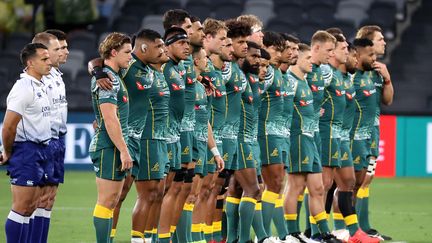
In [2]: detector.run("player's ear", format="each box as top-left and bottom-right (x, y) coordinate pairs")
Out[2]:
(110, 49), (118, 57)
(141, 43), (147, 53)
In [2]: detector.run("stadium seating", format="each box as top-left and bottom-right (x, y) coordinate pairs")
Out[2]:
(67, 31), (98, 62)
(243, 0), (274, 26)
(4, 32), (32, 54)
(185, 0), (212, 22)
(61, 50), (85, 80)
(141, 15), (165, 35)
(112, 16), (140, 35)
(213, 0), (244, 20)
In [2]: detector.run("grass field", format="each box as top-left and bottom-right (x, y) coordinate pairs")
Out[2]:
(0, 171), (431, 243)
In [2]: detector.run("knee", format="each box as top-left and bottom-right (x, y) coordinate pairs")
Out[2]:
(268, 176), (283, 192)
(323, 178), (334, 192)
(308, 184), (325, 198)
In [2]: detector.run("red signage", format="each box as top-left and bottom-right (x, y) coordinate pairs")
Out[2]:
(375, 115), (397, 177)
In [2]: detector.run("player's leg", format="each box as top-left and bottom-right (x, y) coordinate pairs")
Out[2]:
(110, 174), (134, 241)
(284, 173), (307, 239)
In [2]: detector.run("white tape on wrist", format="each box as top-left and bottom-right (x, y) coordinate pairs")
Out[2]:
(210, 147), (220, 157)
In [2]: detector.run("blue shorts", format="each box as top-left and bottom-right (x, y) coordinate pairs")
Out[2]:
(46, 138), (65, 184)
(7, 141), (51, 186)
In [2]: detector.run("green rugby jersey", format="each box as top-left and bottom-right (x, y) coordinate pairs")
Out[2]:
(282, 71), (296, 137)
(163, 59), (185, 143)
(194, 81), (209, 142)
(258, 65), (288, 137)
(319, 64), (346, 138)
(306, 63), (325, 132)
(341, 72), (355, 141)
(121, 54), (153, 140)
(290, 72), (314, 137)
(350, 70), (377, 140)
(141, 65), (170, 140)
(89, 66), (129, 151)
(248, 74), (262, 140)
(369, 70), (384, 126)
(221, 61), (247, 139)
(201, 58), (226, 140)
(238, 76), (255, 143)
(180, 55), (196, 132)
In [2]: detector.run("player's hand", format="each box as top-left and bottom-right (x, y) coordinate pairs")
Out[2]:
(92, 120), (98, 131)
(97, 72), (114, 90)
(120, 151), (133, 171)
(373, 61), (391, 82)
(0, 152), (9, 165)
(214, 155), (225, 172)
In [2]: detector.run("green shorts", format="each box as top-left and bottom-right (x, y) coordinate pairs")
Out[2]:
(167, 141), (181, 171)
(222, 138), (238, 170)
(206, 143), (223, 174)
(252, 141), (262, 176)
(288, 134), (322, 173)
(128, 137), (141, 177)
(283, 137), (290, 169)
(237, 141), (256, 170)
(340, 140), (353, 168)
(180, 131), (194, 163)
(258, 135), (288, 166)
(351, 139), (369, 171)
(90, 147), (127, 181)
(134, 139), (168, 180)
(194, 139), (208, 176)
(320, 135), (342, 168)
(369, 126), (380, 158)
(314, 132), (322, 156)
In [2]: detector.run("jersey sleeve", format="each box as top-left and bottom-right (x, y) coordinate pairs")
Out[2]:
(261, 65), (274, 92)
(6, 82), (32, 116)
(96, 71), (120, 105)
(321, 64), (333, 87)
(221, 61), (232, 83)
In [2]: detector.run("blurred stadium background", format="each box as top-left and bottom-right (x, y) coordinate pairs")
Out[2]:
(0, 0), (432, 242)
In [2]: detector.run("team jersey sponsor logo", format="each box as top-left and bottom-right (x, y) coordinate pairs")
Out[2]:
(187, 77), (194, 84)
(136, 81), (144, 90)
(42, 106), (51, 117)
(171, 83), (185, 91)
(234, 86), (239, 92)
(248, 96), (253, 103)
(335, 89), (343, 96)
(195, 104), (206, 110)
(123, 96), (128, 103)
(275, 90), (281, 96)
(299, 100), (313, 106)
(346, 92), (353, 100)
(249, 75), (256, 83)
(363, 89), (376, 97)
(178, 70), (186, 76)
(215, 90), (224, 97)
(26, 180), (34, 186)
(159, 90), (169, 96)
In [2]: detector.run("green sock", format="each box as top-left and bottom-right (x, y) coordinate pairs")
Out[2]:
(93, 204), (113, 243)
(344, 214), (360, 236)
(172, 230), (178, 243)
(359, 188), (371, 231)
(177, 203), (194, 243)
(252, 202), (268, 241)
(273, 199), (288, 239)
(226, 197), (240, 242)
(314, 212), (330, 234)
(192, 224), (202, 242)
(355, 188), (363, 216)
(110, 228), (116, 243)
(304, 191), (311, 232)
(296, 194), (304, 233)
(213, 221), (222, 241)
(333, 213), (346, 230)
(261, 190), (279, 235)
(285, 214), (299, 234)
(238, 197), (257, 243)
(186, 210), (193, 242)
(151, 230), (158, 242)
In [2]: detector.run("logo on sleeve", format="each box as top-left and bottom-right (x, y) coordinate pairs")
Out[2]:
(136, 81), (144, 90)
(123, 95), (128, 103)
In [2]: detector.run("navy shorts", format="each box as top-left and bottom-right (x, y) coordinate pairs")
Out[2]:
(7, 141), (51, 186)
(46, 137), (66, 184)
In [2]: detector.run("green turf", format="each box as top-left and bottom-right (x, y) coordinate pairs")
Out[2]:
(0, 172), (431, 242)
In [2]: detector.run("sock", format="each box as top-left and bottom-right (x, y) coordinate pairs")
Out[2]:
(131, 230), (144, 243)
(355, 188), (364, 217)
(332, 213), (346, 230)
(304, 190), (311, 233)
(28, 211), (35, 243)
(359, 188), (371, 231)
(21, 216), (30, 243)
(93, 204), (113, 243)
(314, 211), (330, 234)
(110, 228), (116, 243)
(273, 198), (288, 239)
(186, 209), (193, 242)
(30, 208), (45, 243)
(285, 214), (298, 234)
(296, 194), (304, 234)
(338, 191), (360, 236)
(325, 184), (336, 214)
(192, 223), (202, 242)
(238, 197), (257, 243)
(151, 228), (158, 242)
(226, 197), (240, 242)
(252, 202), (268, 241)
(176, 203), (194, 243)
(204, 224), (213, 242)
(41, 209), (51, 243)
(213, 221), (222, 242)
(261, 190), (279, 235)
(159, 232), (171, 243)
(309, 216), (320, 237)
(144, 230), (152, 239)
(170, 225), (177, 234)
(5, 210), (25, 243)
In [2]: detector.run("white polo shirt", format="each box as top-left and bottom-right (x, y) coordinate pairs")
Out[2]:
(7, 72), (52, 144)
(43, 67), (67, 139)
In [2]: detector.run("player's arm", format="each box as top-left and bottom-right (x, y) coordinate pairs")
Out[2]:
(207, 122), (224, 172)
(1, 111), (22, 164)
(100, 103), (132, 171)
(88, 58), (114, 90)
(374, 61), (393, 105)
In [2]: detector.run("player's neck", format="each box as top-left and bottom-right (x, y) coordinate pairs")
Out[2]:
(339, 64), (347, 74)
(210, 54), (223, 69)
(311, 55), (321, 66)
(26, 69), (43, 81)
(150, 63), (163, 72)
(290, 66), (306, 80)
(104, 59), (120, 73)
(329, 58), (340, 69)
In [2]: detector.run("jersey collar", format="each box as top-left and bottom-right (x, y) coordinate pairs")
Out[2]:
(20, 72), (45, 86)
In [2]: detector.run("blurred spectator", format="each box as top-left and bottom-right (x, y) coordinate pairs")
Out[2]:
(0, 0), (44, 33)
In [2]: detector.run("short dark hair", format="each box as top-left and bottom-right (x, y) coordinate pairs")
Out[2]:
(190, 16), (200, 23)
(20, 43), (48, 66)
(225, 19), (252, 39)
(298, 43), (310, 52)
(260, 48), (270, 60)
(263, 31), (285, 50)
(347, 41), (355, 52)
(133, 28), (162, 47)
(282, 33), (300, 44)
(163, 27), (188, 41)
(247, 41), (261, 50)
(326, 27), (343, 36)
(163, 9), (190, 30)
(353, 38), (374, 48)
(45, 29), (67, 41)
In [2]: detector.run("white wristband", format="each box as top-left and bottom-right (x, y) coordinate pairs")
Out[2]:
(210, 147), (220, 157)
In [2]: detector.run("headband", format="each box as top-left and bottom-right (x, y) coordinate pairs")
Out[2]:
(165, 33), (188, 46)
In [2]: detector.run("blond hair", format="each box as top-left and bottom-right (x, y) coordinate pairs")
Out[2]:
(356, 25), (382, 40)
(311, 30), (336, 46)
(98, 32), (131, 60)
(203, 18), (228, 36)
(237, 14), (263, 29)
